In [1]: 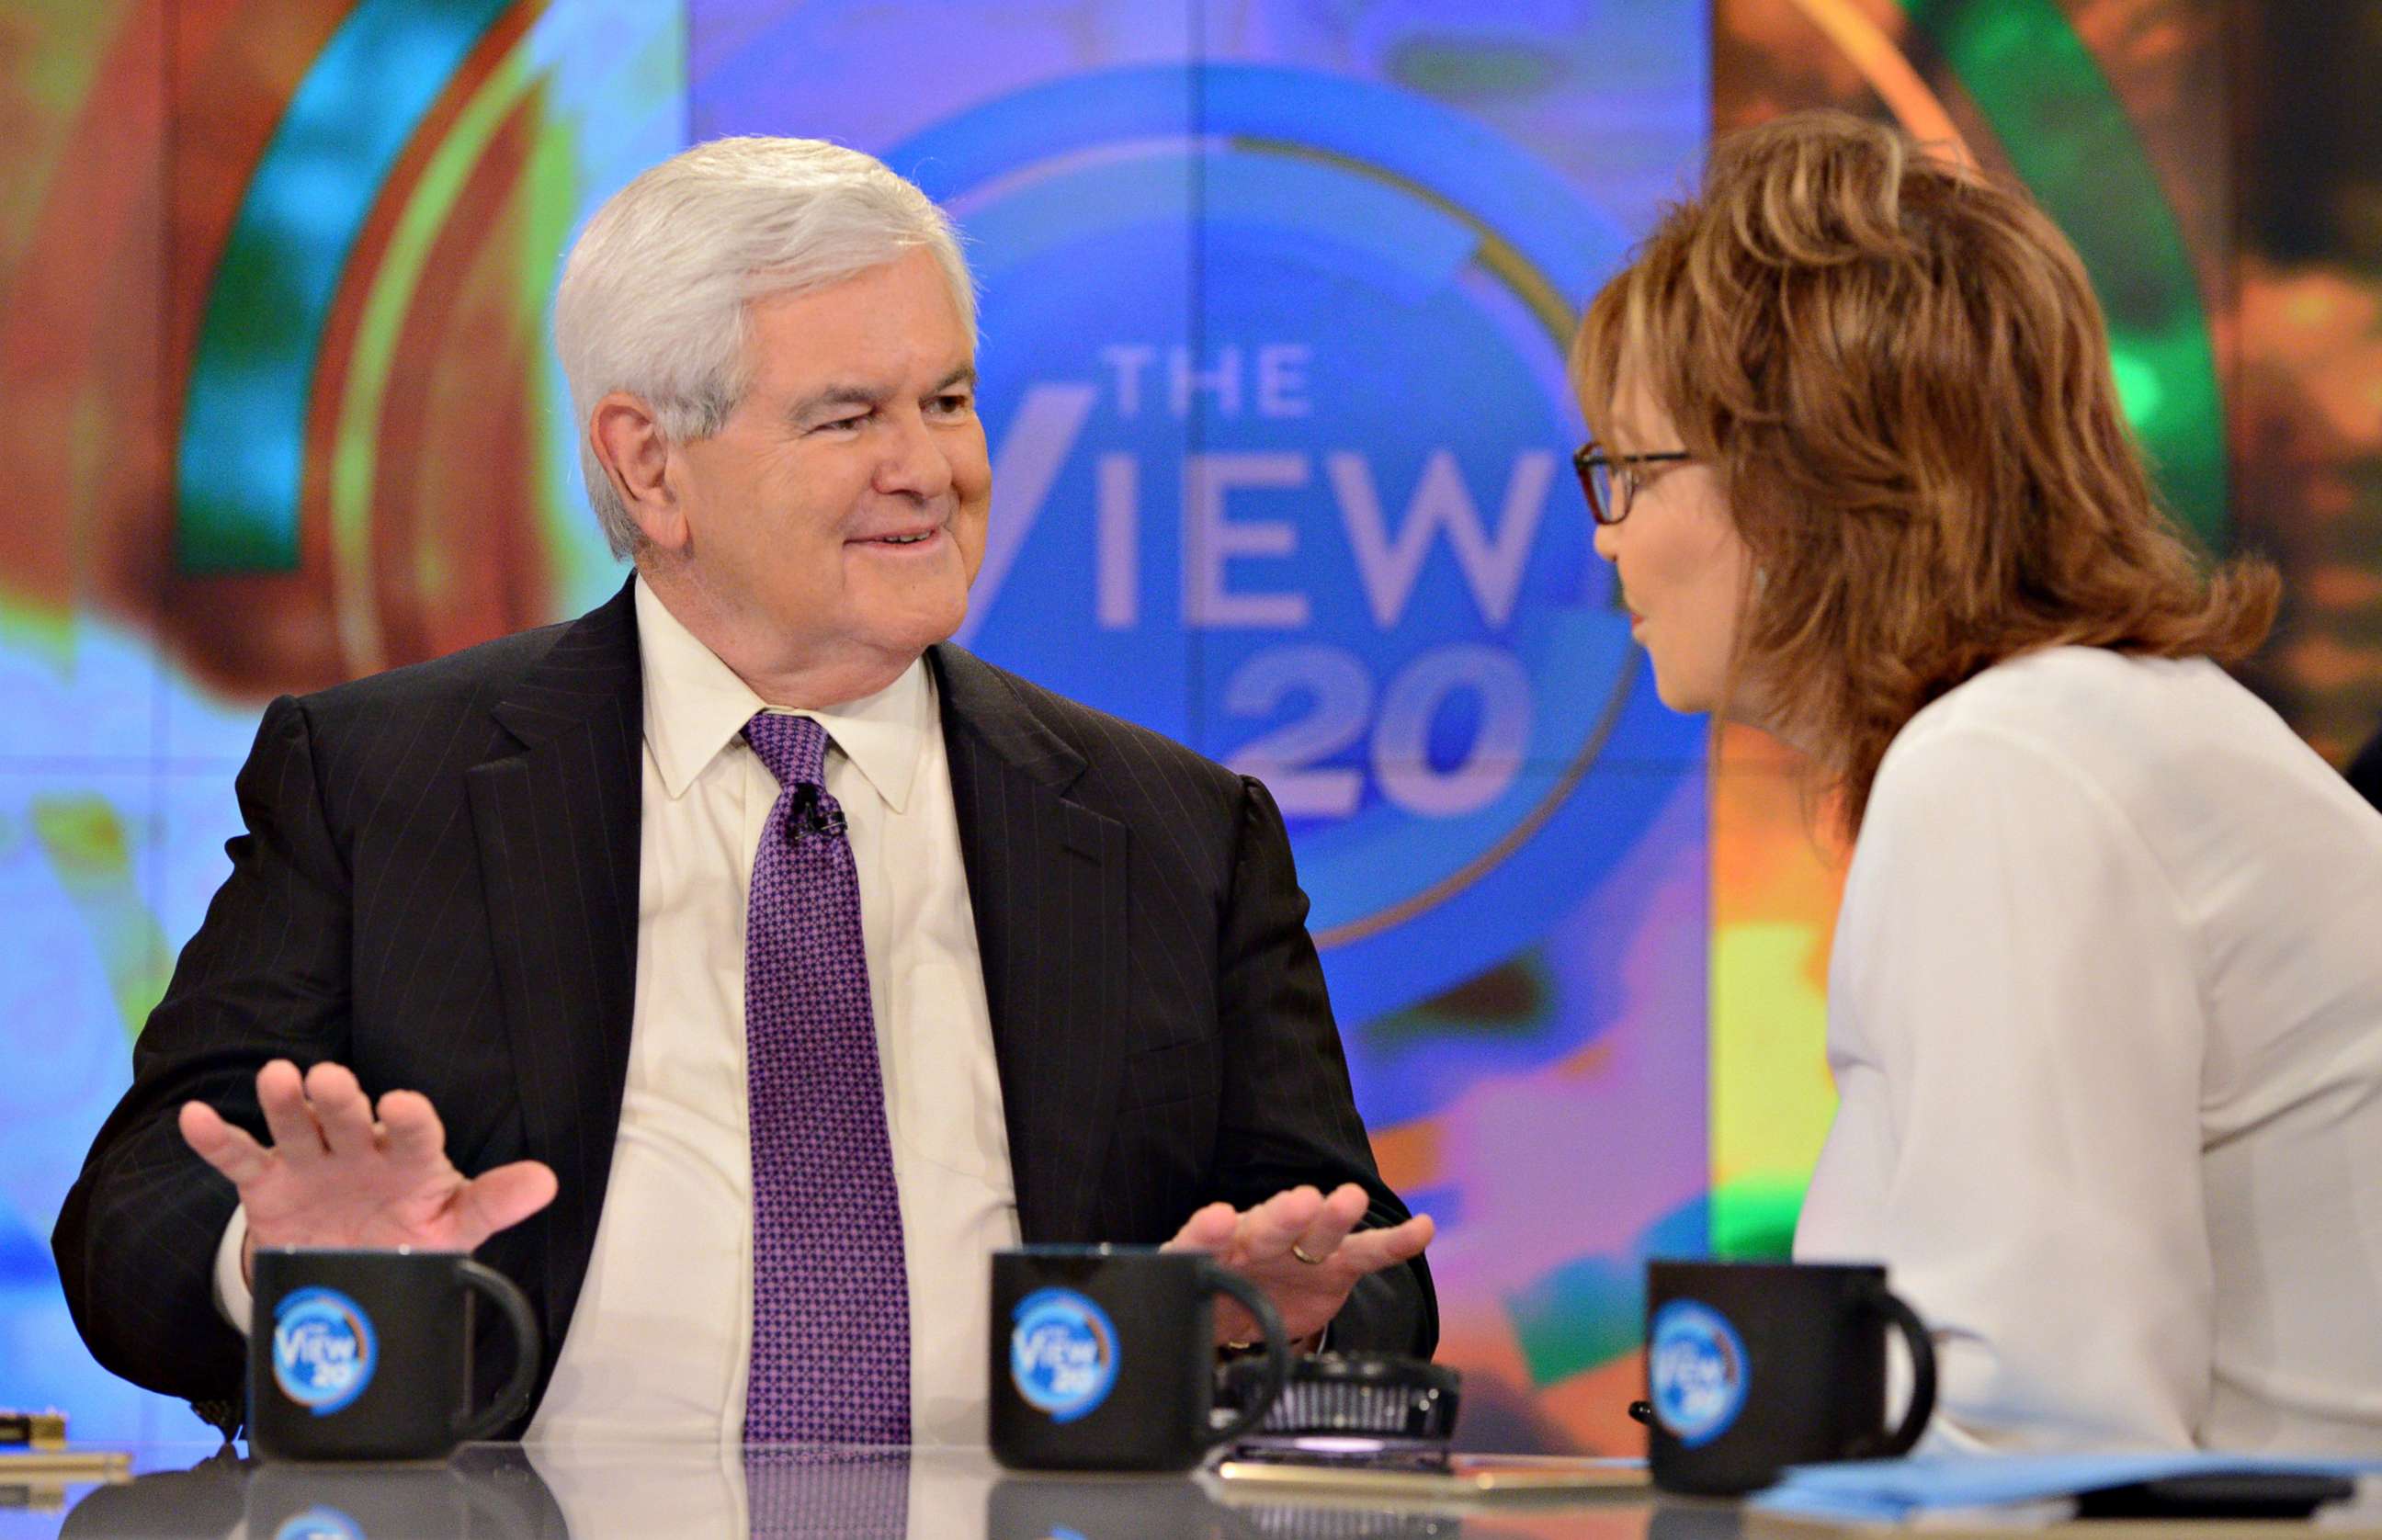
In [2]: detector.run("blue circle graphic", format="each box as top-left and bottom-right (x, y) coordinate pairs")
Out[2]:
(1649, 1298), (1750, 1447)
(887, 65), (1703, 1041)
(270, 1285), (379, 1417)
(1009, 1287), (1120, 1424)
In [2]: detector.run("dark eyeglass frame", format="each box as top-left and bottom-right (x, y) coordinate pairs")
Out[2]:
(1574, 446), (1694, 527)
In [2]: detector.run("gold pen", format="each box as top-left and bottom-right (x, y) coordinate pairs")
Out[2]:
(0, 1447), (132, 1479)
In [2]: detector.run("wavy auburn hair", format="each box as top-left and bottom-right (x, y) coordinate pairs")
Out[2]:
(1573, 111), (2277, 836)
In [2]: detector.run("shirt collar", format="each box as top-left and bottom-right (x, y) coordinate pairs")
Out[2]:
(633, 575), (929, 812)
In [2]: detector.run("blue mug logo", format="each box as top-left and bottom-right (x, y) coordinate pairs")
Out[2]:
(271, 1286), (378, 1416)
(1649, 1299), (1749, 1446)
(1009, 1287), (1119, 1423)
(276, 1506), (366, 1540)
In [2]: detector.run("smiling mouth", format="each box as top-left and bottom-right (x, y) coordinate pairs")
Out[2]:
(854, 527), (941, 548)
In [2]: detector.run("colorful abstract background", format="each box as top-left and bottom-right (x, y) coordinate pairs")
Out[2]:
(2, 0), (2374, 1452)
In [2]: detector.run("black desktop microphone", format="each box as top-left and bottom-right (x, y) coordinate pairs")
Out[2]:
(785, 783), (846, 843)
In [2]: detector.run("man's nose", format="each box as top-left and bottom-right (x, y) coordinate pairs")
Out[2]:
(874, 410), (955, 500)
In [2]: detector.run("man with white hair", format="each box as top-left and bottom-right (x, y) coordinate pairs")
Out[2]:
(54, 138), (1435, 1445)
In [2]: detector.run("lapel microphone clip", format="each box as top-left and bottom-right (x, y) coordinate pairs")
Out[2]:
(785, 782), (847, 843)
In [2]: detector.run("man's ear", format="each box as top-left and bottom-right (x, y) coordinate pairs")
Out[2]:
(589, 392), (691, 552)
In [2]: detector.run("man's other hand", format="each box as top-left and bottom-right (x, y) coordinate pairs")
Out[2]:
(177, 1059), (558, 1287)
(1163, 1183), (1434, 1346)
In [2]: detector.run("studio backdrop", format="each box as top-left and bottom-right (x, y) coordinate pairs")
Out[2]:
(6, 0), (2365, 1450)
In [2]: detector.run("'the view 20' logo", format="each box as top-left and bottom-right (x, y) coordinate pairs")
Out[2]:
(1010, 1288), (1120, 1423)
(1649, 1299), (1749, 1447)
(271, 1286), (378, 1417)
(895, 65), (1674, 1033)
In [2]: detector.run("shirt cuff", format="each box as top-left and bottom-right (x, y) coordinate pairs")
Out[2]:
(213, 1205), (254, 1336)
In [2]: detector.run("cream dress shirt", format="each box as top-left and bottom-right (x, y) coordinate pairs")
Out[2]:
(1798, 645), (2382, 1453)
(219, 577), (1020, 1448)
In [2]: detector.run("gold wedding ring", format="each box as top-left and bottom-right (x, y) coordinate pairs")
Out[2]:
(1289, 1243), (1327, 1266)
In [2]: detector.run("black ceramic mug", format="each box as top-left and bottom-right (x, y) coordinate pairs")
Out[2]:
(991, 1246), (1290, 1471)
(985, 1473), (1224, 1540)
(239, 1448), (567, 1537)
(1642, 1260), (1935, 1496)
(248, 1248), (540, 1462)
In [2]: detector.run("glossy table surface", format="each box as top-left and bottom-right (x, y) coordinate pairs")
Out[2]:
(17, 1444), (2376, 1540)
(7, 1443), (1720, 1540)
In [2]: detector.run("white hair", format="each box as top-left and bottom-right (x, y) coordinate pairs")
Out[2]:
(553, 136), (977, 559)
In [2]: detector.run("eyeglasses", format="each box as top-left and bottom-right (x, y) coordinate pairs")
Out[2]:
(1574, 445), (1693, 526)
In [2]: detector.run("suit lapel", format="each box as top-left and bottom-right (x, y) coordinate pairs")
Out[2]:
(466, 580), (643, 1345)
(931, 644), (1130, 1244)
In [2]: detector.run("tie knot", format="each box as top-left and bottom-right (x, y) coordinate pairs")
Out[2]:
(743, 711), (830, 789)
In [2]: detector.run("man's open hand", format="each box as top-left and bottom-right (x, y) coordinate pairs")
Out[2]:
(1163, 1183), (1434, 1346)
(178, 1059), (558, 1287)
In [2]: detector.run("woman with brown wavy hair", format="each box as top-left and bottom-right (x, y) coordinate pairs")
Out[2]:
(1576, 111), (2382, 1452)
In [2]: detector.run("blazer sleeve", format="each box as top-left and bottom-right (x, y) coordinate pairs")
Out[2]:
(51, 695), (356, 1410)
(1208, 775), (1438, 1357)
(1798, 723), (2210, 1450)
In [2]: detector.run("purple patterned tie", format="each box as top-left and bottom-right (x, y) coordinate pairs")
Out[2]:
(742, 711), (910, 1444)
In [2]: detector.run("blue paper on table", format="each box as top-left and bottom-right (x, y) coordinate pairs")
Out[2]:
(1752, 1453), (2382, 1523)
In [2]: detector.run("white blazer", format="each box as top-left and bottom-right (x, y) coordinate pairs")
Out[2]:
(1798, 645), (2382, 1453)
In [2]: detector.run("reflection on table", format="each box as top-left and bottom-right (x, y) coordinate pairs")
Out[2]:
(40, 1443), (1705, 1540)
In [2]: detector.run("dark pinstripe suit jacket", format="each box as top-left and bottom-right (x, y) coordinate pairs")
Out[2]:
(53, 580), (1435, 1432)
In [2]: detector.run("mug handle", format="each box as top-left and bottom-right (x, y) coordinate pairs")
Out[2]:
(1198, 1267), (1291, 1448)
(1853, 1284), (1936, 1457)
(450, 1260), (543, 1444)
